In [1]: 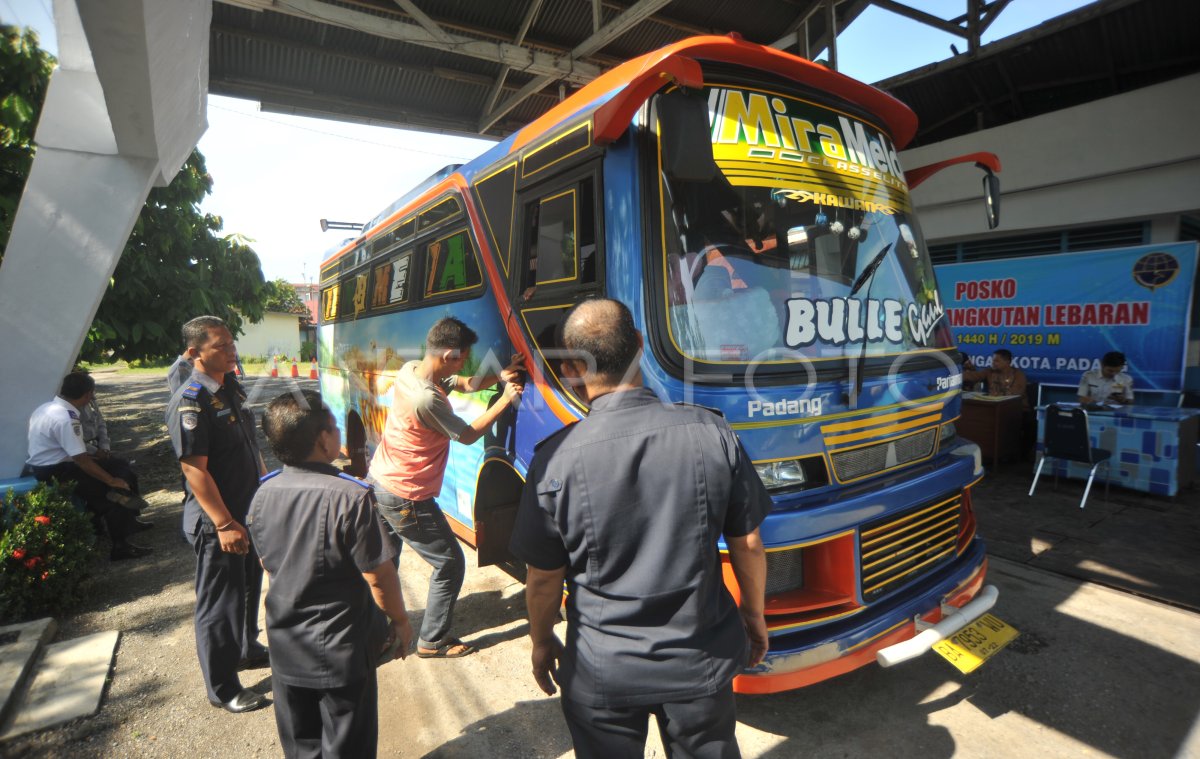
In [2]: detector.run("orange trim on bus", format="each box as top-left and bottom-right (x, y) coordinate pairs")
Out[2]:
(320, 176), (460, 269)
(444, 511), (476, 549)
(511, 34), (917, 153)
(733, 558), (987, 694)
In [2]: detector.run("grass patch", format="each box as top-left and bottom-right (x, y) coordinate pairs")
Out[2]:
(79, 361), (169, 375)
(80, 359), (287, 378)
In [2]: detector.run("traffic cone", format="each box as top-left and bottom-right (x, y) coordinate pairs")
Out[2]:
(290, 358), (299, 378)
(269, 356), (278, 378)
(309, 359), (318, 380)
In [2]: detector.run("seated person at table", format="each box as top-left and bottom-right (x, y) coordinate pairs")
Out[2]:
(963, 349), (1028, 405)
(1077, 351), (1133, 405)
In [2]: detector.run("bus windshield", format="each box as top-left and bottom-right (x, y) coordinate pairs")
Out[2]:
(657, 85), (953, 369)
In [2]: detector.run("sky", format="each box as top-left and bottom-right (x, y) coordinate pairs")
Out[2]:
(1, 0), (1096, 284)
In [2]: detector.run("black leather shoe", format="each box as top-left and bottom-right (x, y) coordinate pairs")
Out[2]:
(237, 649), (270, 671)
(124, 494), (151, 513)
(209, 689), (268, 714)
(131, 519), (154, 533)
(110, 542), (153, 561)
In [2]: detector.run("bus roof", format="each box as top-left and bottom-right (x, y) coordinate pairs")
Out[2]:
(321, 34), (918, 269)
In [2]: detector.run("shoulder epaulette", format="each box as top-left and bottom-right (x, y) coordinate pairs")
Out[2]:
(533, 421), (576, 452)
(182, 381), (203, 399)
(674, 401), (725, 418)
(259, 469), (282, 483)
(337, 472), (372, 489)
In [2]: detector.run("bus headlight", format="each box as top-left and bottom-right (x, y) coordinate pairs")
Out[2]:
(755, 459), (807, 490)
(939, 421), (957, 448)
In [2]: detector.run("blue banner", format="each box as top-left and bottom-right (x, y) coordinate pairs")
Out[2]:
(935, 242), (1198, 391)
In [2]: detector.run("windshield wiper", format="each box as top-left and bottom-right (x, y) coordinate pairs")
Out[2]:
(849, 241), (894, 407)
(849, 242), (893, 297)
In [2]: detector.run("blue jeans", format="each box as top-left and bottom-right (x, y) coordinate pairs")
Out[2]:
(366, 477), (465, 649)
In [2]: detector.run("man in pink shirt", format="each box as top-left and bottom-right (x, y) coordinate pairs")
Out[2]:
(367, 317), (523, 658)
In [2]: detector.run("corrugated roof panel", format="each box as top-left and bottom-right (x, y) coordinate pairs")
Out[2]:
(212, 0), (1199, 145)
(881, 0), (1200, 146)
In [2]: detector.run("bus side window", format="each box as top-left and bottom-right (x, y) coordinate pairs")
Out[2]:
(422, 229), (482, 298)
(517, 172), (601, 408)
(340, 271), (368, 320)
(521, 176), (597, 302)
(321, 283), (340, 322)
(371, 250), (412, 309)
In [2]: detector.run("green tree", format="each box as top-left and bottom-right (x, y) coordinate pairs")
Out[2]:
(83, 150), (267, 361)
(0, 26), (54, 256)
(0, 24), (267, 362)
(262, 277), (311, 322)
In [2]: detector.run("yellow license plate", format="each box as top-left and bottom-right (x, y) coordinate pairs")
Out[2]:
(932, 613), (1018, 674)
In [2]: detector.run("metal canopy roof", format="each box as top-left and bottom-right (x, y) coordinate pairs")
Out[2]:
(209, 0), (874, 137)
(209, 0), (1199, 145)
(879, 0), (1200, 148)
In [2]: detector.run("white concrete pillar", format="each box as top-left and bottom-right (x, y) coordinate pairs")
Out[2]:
(0, 0), (210, 476)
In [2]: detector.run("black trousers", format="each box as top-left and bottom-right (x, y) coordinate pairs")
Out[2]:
(560, 686), (741, 759)
(190, 527), (265, 703)
(96, 454), (140, 495)
(29, 461), (139, 542)
(273, 672), (378, 759)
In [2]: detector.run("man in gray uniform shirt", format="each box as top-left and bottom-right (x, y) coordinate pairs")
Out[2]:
(511, 299), (769, 759)
(166, 316), (269, 714)
(249, 390), (413, 758)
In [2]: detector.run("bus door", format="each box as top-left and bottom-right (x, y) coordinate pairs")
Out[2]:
(472, 163), (604, 568)
(513, 163), (604, 413)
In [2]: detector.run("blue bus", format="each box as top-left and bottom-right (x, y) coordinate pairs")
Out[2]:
(318, 35), (1004, 693)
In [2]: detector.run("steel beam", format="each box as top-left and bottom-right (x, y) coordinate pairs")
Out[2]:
(481, 0), (547, 121)
(478, 0), (672, 132)
(390, 0), (454, 46)
(271, 0), (602, 85)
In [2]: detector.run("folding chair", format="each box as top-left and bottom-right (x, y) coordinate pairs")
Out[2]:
(1029, 404), (1112, 509)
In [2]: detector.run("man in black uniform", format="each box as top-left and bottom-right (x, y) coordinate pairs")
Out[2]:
(166, 315), (270, 714)
(510, 299), (770, 759)
(249, 390), (414, 758)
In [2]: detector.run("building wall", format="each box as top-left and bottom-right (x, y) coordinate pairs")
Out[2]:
(901, 73), (1200, 394)
(902, 72), (1200, 244)
(292, 282), (320, 324)
(236, 311), (300, 360)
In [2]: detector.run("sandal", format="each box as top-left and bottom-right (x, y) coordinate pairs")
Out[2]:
(416, 638), (477, 659)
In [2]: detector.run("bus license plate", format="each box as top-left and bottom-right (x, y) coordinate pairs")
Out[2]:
(932, 613), (1018, 674)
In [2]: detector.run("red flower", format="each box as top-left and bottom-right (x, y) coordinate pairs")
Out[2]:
(23, 556), (41, 569)
(34, 515), (50, 526)
(12, 548), (25, 560)
(40, 571), (49, 581)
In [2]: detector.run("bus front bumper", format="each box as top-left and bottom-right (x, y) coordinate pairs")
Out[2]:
(732, 546), (990, 694)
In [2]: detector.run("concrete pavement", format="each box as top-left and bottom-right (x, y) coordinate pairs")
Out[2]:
(970, 458), (1199, 610)
(374, 544), (1200, 758)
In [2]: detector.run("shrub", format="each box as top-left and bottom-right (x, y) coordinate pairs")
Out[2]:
(300, 340), (317, 362)
(0, 482), (97, 621)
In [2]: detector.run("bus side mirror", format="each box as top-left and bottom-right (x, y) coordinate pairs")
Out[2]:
(657, 89), (718, 183)
(981, 166), (1001, 229)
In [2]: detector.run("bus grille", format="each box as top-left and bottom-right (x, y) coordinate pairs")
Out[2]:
(859, 494), (961, 602)
(765, 547), (804, 596)
(831, 429), (937, 481)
